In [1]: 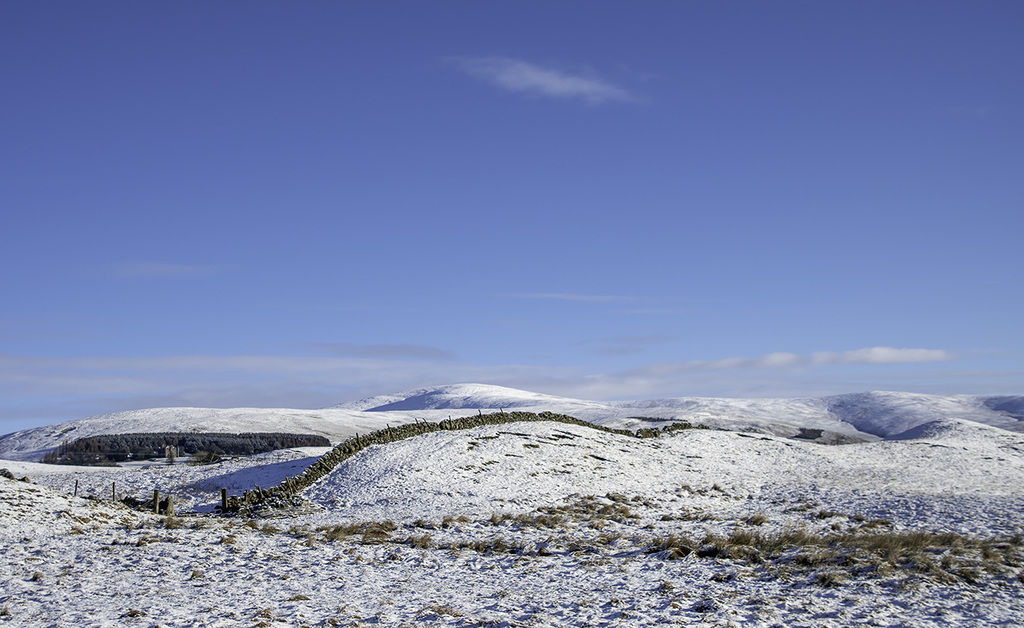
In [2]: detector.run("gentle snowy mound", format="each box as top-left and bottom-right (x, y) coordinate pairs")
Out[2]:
(333, 383), (599, 412)
(2, 383), (1021, 462)
(984, 395), (1024, 420)
(886, 417), (1014, 442)
(824, 391), (1024, 437)
(4, 417), (1024, 627)
(298, 419), (1024, 533)
(0, 406), (390, 462)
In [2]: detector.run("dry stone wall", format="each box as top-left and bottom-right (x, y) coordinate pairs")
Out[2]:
(222, 411), (658, 514)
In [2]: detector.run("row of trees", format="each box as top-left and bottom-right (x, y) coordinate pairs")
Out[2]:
(41, 432), (330, 466)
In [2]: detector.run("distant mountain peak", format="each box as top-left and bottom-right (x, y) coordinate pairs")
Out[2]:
(339, 383), (585, 412)
(2, 383), (1021, 462)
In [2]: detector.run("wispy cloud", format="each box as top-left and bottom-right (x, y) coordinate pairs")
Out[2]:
(506, 347), (959, 401)
(579, 335), (674, 357)
(622, 347), (954, 379)
(451, 56), (637, 104)
(811, 347), (952, 365)
(0, 346), (963, 430)
(106, 262), (226, 280)
(946, 105), (994, 118)
(0, 352), (548, 427)
(305, 343), (456, 361)
(504, 293), (636, 303)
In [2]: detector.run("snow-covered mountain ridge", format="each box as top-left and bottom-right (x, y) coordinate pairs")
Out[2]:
(3, 384), (1024, 625)
(1, 383), (1021, 461)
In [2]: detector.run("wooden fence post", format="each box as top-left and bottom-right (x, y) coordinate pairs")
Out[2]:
(153, 489), (160, 514)
(221, 488), (227, 512)
(74, 480), (78, 497)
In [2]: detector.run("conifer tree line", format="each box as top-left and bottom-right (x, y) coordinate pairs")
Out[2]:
(41, 432), (330, 466)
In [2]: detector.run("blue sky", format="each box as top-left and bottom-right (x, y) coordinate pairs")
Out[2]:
(2, 1), (1022, 432)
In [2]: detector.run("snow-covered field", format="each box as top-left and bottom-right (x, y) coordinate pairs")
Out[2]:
(2, 385), (1024, 626)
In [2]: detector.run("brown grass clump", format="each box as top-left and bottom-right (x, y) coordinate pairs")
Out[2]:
(641, 524), (1022, 588)
(646, 534), (697, 560)
(815, 570), (847, 587)
(840, 530), (962, 555)
(421, 604), (464, 618)
(319, 520), (398, 543)
(440, 515), (470, 528)
(442, 535), (522, 555)
(512, 512), (566, 529)
(407, 534), (433, 549)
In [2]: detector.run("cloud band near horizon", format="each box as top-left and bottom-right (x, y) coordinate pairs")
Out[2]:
(622, 347), (954, 379)
(0, 346), (955, 404)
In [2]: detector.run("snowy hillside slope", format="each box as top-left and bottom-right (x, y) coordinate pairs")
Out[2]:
(0, 406), (390, 462)
(332, 383), (605, 413)
(824, 391), (1024, 437)
(3, 415), (1024, 626)
(301, 420), (1024, 535)
(1, 383), (1021, 462)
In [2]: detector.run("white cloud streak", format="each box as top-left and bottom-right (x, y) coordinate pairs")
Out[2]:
(812, 347), (953, 365)
(452, 57), (636, 104)
(106, 262), (226, 279)
(504, 293), (636, 303)
(946, 105), (994, 117)
(508, 348), (958, 402)
(0, 347), (959, 429)
(622, 347), (954, 379)
(306, 343), (456, 361)
(581, 334), (675, 357)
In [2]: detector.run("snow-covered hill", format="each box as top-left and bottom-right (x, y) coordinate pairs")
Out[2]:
(824, 391), (1024, 436)
(1, 383), (1021, 461)
(3, 405), (1024, 626)
(1, 384), (1023, 626)
(331, 383), (602, 413)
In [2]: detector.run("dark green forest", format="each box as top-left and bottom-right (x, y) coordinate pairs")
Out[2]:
(41, 432), (330, 466)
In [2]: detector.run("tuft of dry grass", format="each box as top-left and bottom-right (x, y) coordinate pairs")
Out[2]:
(815, 570), (847, 587)
(421, 604), (464, 618)
(441, 535), (522, 555)
(361, 529), (393, 545)
(407, 534), (433, 549)
(838, 530), (963, 563)
(647, 534), (696, 560)
(320, 520), (398, 543)
(440, 515), (470, 528)
(639, 523), (1023, 588)
(512, 512), (566, 529)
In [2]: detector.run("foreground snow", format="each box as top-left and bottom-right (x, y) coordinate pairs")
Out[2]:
(3, 416), (1024, 626)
